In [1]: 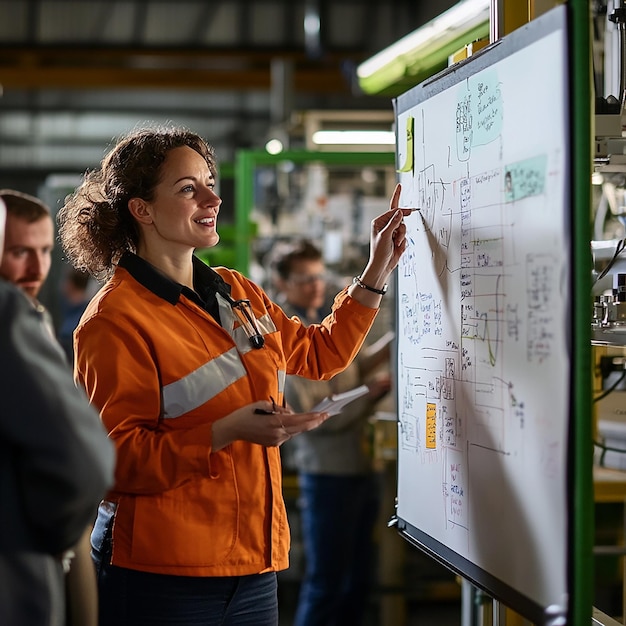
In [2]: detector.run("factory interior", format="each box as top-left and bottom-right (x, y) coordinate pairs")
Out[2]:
(7, 1), (626, 625)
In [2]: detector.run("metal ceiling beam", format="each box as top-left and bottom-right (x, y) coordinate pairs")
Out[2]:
(0, 45), (360, 62)
(0, 66), (351, 92)
(0, 46), (360, 93)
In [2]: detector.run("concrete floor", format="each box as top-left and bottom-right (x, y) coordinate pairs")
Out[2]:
(277, 577), (463, 626)
(278, 596), (461, 626)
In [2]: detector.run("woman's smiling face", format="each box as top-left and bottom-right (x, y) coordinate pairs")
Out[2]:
(137, 145), (222, 254)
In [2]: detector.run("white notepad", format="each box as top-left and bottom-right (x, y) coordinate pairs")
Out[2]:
(310, 384), (369, 416)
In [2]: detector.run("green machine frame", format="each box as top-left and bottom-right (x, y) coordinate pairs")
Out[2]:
(571, 0), (593, 623)
(233, 149), (396, 275)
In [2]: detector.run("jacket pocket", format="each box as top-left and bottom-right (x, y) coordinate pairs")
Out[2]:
(129, 475), (238, 567)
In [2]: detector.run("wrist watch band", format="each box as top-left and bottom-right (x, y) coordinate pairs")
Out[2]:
(352, 275), (388, 295)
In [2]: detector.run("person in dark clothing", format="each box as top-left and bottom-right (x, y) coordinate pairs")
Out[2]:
(58, 267), (93, 362)
(271, 238), (392, 626)
(0, 196), (116, 626)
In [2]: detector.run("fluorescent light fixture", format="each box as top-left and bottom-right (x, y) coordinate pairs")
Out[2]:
(357, 0), (489, 95)
(304, 13), (320, 36)
(311, 130), (396, 146)
(358, 0), (489, 78)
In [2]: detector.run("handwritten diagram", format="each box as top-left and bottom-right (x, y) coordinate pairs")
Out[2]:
(394, 17), (570, 617)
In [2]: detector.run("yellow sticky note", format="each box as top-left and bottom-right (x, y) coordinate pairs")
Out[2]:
(426, 402), (437, 449)
(397, 116), (414, 173)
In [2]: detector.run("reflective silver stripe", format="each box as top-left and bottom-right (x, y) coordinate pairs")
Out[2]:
(216, 295), (251, 353)
(277, 369), (286, 394)
(217, 294), (235, 333)
(232, 326), (253, 354)
(162, 347), (246, 418)
(257, 313), (277, 335)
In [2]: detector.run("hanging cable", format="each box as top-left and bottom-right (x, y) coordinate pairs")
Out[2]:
(594, 237), (626, 284)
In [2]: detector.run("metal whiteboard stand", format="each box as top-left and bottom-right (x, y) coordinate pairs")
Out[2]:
(493, 598), (507, 625)
(461, 580), (478, 626)
(461, 581), (492, 626)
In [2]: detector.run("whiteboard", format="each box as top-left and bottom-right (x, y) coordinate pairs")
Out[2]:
(394, 6), (571, 624)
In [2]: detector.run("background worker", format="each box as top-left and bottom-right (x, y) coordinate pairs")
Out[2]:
(0, 195), (116, 626)
(271, 238), (393, 626)
(0, 189), (54, 303)
(58, 267), (94, 363)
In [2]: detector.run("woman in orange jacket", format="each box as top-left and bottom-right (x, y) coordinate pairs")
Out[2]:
(57, 124), (410, 626)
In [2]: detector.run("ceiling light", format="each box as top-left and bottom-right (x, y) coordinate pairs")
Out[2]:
(265, 138), (284, 155)
(311, 130), (396, 146)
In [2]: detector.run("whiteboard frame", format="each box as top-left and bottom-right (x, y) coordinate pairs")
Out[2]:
(392, 5), (591, 624)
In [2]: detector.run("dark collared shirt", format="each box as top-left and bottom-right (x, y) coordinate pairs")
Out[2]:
(118, 251), (230, 326)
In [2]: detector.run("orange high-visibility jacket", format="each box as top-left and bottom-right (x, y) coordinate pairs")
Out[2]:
(75, 253), (378, 577)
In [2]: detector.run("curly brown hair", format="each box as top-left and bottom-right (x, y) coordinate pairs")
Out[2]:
(57, 124), (217, 281)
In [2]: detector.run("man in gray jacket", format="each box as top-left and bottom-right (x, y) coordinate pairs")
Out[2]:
(0, 196), (115, 625)
(270, 238), (392, 626)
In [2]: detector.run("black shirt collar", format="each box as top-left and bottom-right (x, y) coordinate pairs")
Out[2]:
(117, 251), (230, 315)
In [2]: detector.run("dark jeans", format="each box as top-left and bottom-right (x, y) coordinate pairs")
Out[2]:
(92, 525), (278, 626)
(294, 473), (381, 626)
